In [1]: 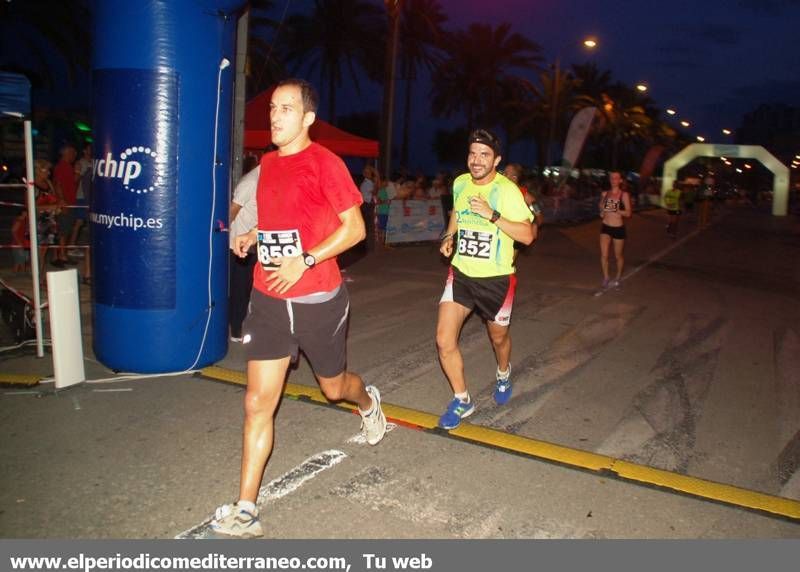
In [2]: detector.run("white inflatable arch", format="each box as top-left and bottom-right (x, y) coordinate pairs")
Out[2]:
(660, 143), (789, 216)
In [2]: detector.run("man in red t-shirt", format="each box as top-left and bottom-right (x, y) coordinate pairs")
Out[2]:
(210, 79), (387, 539)
(52, 144), (78, 266)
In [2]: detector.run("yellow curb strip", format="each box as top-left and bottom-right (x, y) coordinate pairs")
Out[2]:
(201, 366), (246, 386)
(200, 368), (440, 428)
(0, 373), (41, 386)
(612, 460), (800, 519)
(200, 366), (800, 520)
(450, 423), (616, 472)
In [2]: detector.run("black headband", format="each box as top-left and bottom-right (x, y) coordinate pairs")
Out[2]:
(468, 130), (501, 155)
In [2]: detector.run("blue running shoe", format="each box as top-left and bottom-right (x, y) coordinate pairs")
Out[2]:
(438, 398), (475, 430)
(493, 366), (512, 405)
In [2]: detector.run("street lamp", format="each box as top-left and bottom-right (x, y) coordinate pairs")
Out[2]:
(680, 120), (690, 128)
(722, 128), (732, 135)
(545, 36), (598, 168)
(666, 108), (676, 115)
(696, 136), (705, 142)
(635, 83), (648, 92)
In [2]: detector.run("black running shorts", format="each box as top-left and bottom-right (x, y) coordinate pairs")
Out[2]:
(242, 286), (349, 378)
(440, 266), (517, 326)
(601, 224), (626, 240)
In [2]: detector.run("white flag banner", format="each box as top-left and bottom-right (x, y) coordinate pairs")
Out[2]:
(562, 106), (597, 169)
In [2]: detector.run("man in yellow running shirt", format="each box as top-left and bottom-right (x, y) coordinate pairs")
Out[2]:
(436, 129), (536, 430)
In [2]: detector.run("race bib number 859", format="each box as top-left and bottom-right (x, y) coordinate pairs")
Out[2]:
(457, 229), (492, 259)
(257, 229), (303, 270)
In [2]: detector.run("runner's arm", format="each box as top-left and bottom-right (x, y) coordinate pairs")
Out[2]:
(495, 216), (536, 245)
(621, 192), (633, 218)
(440, 210), (457, 257)
(265, 205), (366, 294)
(306, 204), (366, 262)
(234, 229), (257, 257)
(469, 195), (535, 245)
(230, 202), (242, 221)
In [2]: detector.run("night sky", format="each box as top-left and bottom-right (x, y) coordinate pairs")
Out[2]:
(9, 0), (800, 172)
(311, 0), (800, 170)
(441, 0), (800, 138)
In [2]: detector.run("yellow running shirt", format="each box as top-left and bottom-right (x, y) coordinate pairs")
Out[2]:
(451, 172), (534, 278)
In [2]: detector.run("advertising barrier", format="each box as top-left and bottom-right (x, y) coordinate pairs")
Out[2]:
(385, 199), (446, 244)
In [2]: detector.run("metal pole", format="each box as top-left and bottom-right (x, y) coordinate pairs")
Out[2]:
(23, 120), (44, 357)
(231, 7), (249, 190)
(379, 0), (401, 178)
(546, 57), (560, 170)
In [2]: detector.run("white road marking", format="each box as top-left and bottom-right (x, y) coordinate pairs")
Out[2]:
(594, 227), (701, 298)
(92, 388), (134, 393)
(623, 227), (700, 282)
(175, 449), (348, 539)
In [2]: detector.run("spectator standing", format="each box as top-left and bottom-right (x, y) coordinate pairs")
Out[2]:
(359, 164), (378, 250)
(375, 173), (396, 246)
(72, 143), (93, 283)
(52, 144), (78, 266)
(33, 159), (60, 272)
(228, 159), (260, 342)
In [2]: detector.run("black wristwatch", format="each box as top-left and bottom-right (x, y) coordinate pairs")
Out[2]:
(302, 252), (316, 268)
(489, 210), (501, 223)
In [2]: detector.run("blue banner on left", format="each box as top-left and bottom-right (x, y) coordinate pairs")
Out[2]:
(91, 69), (178, 309)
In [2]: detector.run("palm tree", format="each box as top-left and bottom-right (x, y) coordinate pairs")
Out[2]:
(569, 68), (676, 171)
(396, 0), (448, 166)
(508, 68), (578, 168)
(0, 0), (90, 88)
(595, 84), (655, 169)
(430, 22), (543, 134)
(281, 0), (384, 122)
(570, 62), (612, 102)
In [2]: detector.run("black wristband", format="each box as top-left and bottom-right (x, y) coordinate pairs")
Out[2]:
(489, 210), (501, 223)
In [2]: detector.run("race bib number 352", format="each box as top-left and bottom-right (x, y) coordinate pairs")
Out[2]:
(257, 229), (303, 270)
(457, 229), (492, 259)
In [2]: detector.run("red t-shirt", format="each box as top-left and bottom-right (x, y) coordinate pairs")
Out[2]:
(252, 143), (362, 299)
(53, 160), (77, 205)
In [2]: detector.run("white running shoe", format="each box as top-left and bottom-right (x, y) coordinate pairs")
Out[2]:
(209, 503), (264, 538)
(360, 385), (387, 445)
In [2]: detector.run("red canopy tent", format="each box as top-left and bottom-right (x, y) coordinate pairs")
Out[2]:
(244, 88), (379, 158)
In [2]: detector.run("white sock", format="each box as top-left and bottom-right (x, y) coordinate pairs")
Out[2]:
(497, 366), (510, 380)
(454, 391), (470, 403)
(236, 500), (257, 513)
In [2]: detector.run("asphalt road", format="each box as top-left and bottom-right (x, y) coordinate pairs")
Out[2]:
(1, 201), (799, 538)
